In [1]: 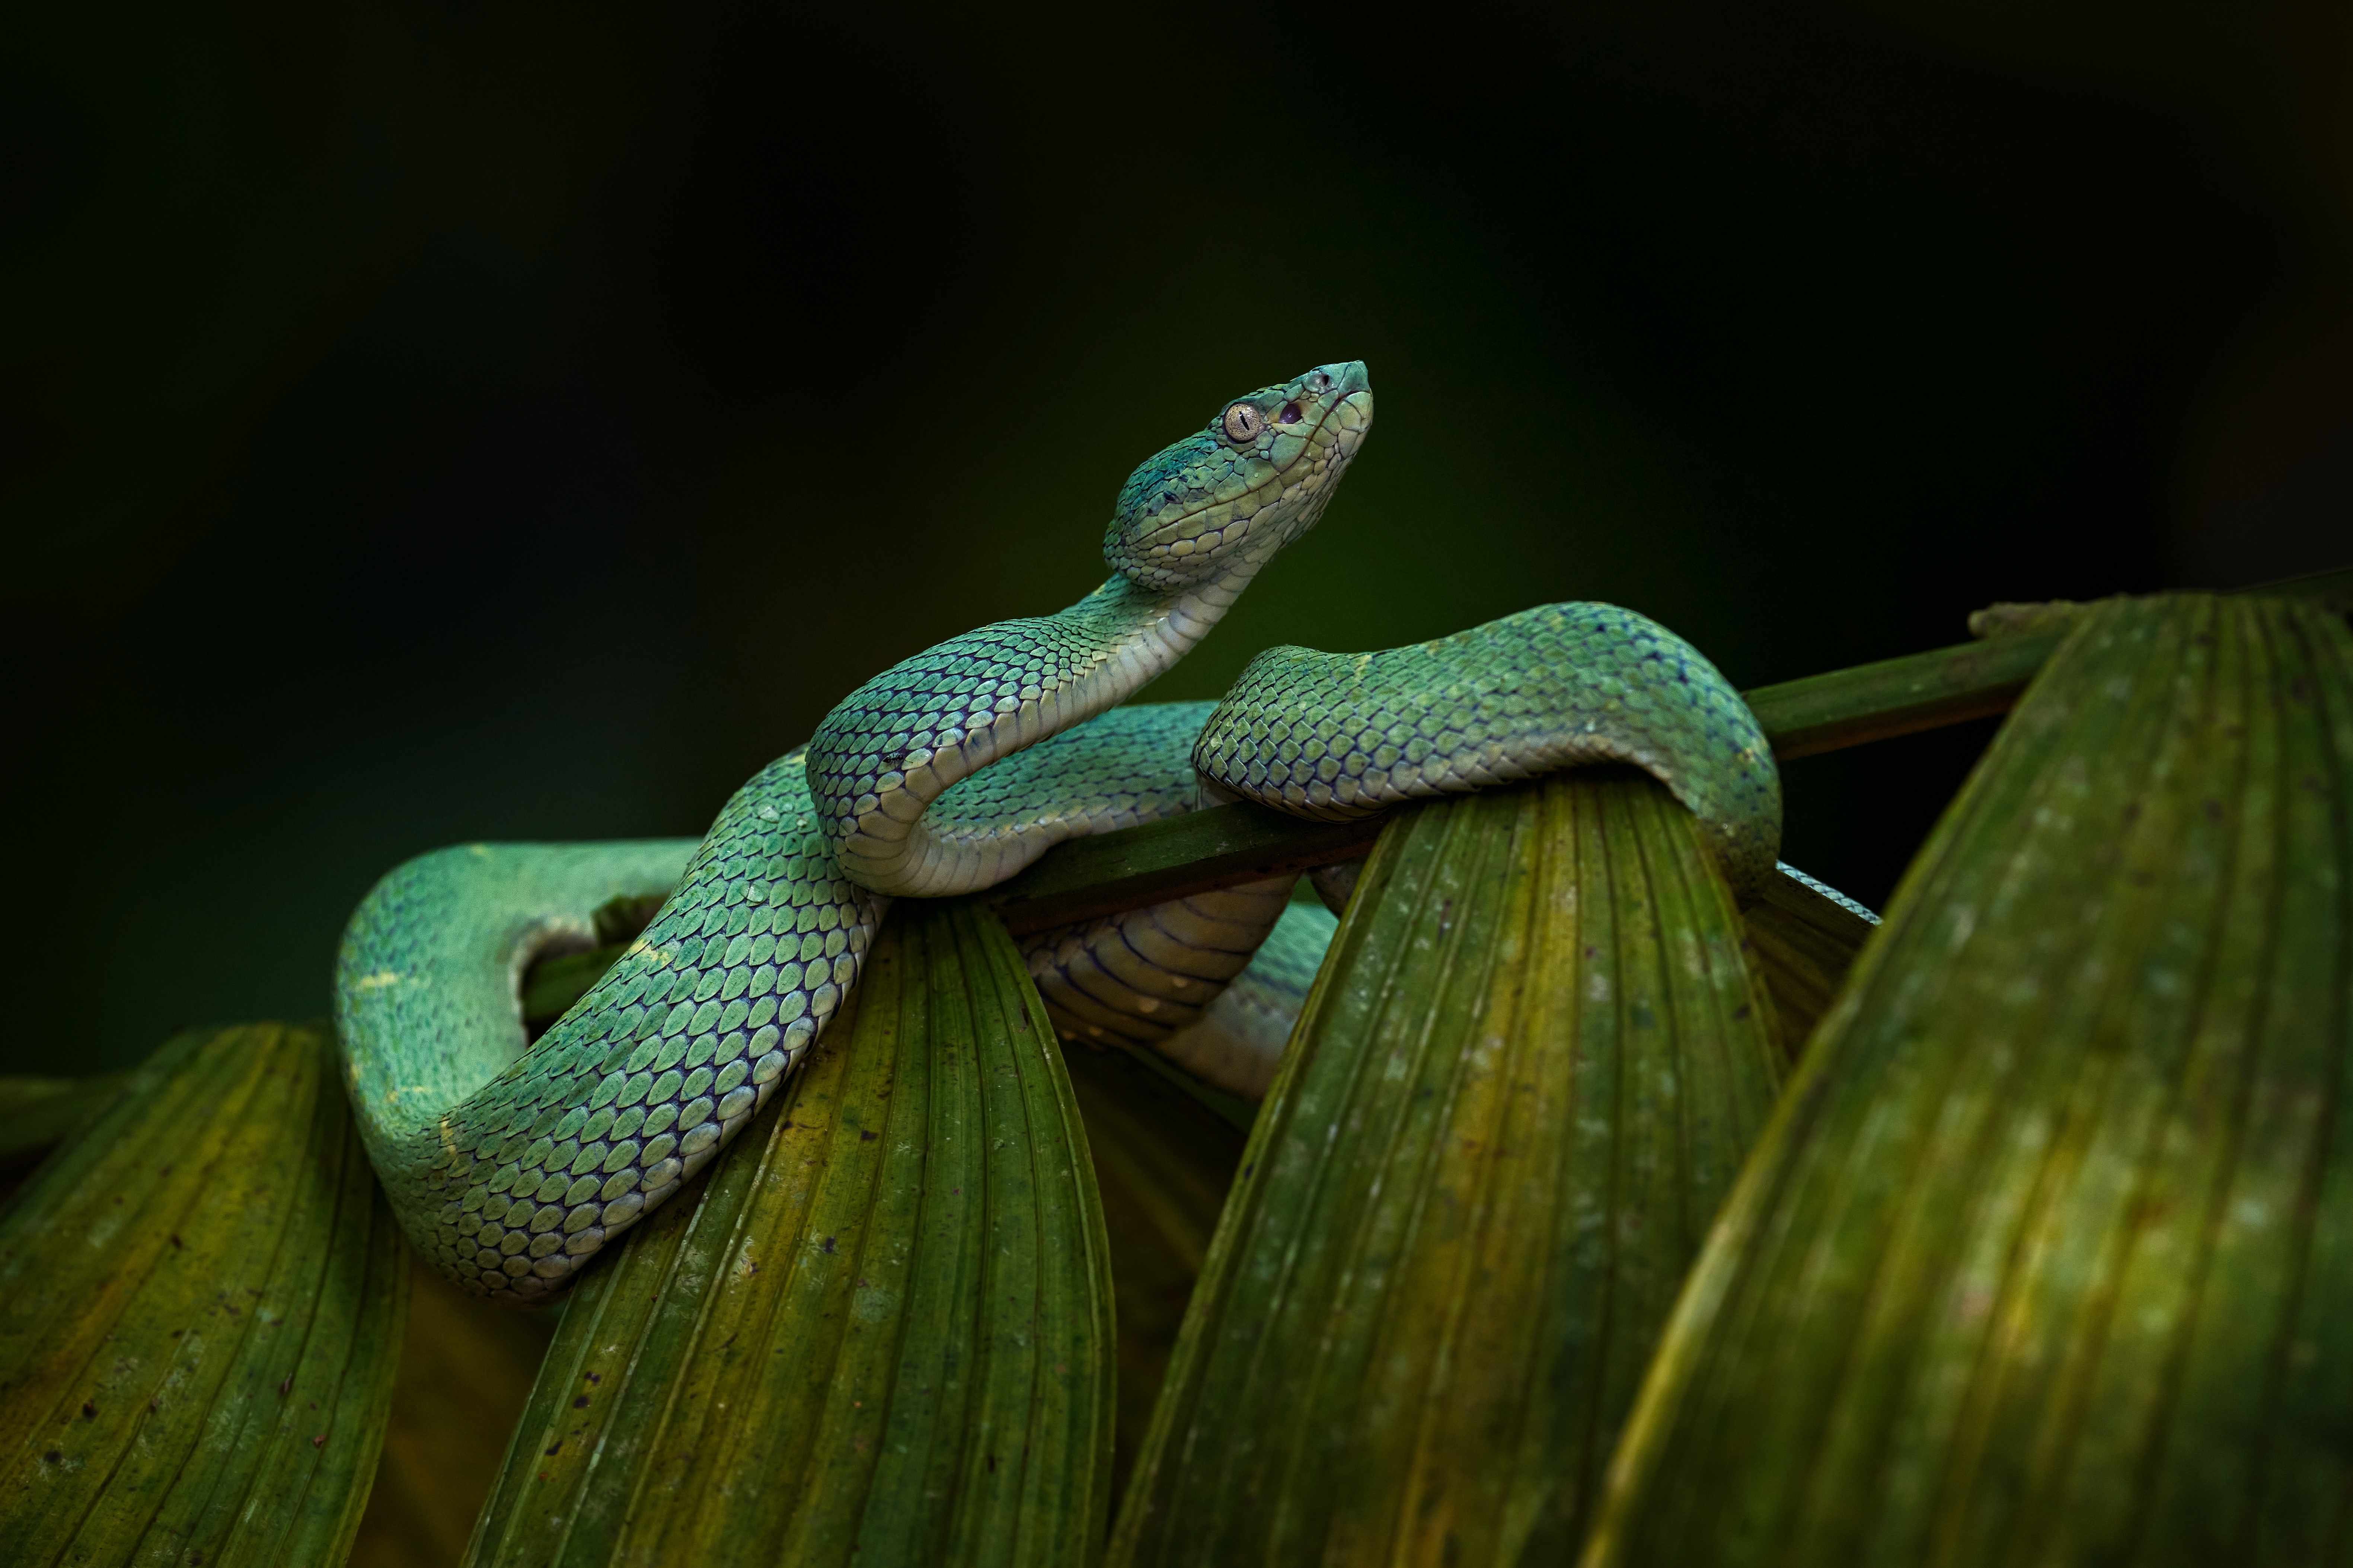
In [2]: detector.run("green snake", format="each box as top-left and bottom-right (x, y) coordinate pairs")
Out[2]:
(336, 360), (1817, 1302)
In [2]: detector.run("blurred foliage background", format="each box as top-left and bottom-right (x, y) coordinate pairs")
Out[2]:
(4, 0), (2346, 1075)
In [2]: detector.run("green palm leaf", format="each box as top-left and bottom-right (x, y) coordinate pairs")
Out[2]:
(0, 1023), (407, 1566)
(465, 898), (1115, 1566)
(1582, 594), (2353, 1565)
(1111, 769), (1787, 1564)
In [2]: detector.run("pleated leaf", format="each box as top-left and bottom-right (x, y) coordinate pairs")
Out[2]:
(0, 1023), (409, 1566)
(1583, 593), (2353, 1566)
(466, 897), (1115, 1567)
(1110, 769), (1787, 1565)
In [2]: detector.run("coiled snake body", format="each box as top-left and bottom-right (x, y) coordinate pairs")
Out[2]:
(336, 361), (1808, 1301)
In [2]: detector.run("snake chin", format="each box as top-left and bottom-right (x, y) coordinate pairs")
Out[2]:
(1105, 359), (1373, 591)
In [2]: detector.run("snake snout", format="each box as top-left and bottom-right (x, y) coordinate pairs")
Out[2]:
(1317, 359), (1371, 399)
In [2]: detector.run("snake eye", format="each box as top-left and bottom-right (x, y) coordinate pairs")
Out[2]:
(1222, 403), (1265, 444)
(1278, 402), (1302, 424)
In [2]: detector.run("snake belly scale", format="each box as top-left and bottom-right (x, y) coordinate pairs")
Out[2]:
(335, 359), (1807, 1301)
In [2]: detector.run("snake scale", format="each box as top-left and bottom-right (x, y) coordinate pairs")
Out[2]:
(337, 360), (1824, 1302)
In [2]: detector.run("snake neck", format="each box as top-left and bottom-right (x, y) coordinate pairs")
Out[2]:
(808, 561), (1261, 897)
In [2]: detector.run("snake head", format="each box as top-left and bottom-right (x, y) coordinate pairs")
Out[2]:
(1105, 360), (1373, 589)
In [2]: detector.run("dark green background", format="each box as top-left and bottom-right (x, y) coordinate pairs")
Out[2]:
(7, 3), (2346, 1072)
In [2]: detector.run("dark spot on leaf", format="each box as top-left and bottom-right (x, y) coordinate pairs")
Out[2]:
(545, 1440), (562, 1455)
(859, 1130), (876, 1142)
(312, 1434), (326, 1449)
(169, 1235), (183, 1249)
(821, 1236), (837, 1254)
(80, 1401), (95, 1420)
(1733, 1004), (1752, 1020)
(279, 1374), (294, 1398)
(572, 1395), (590, 1409)
(43, 1450), (61, 1465)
